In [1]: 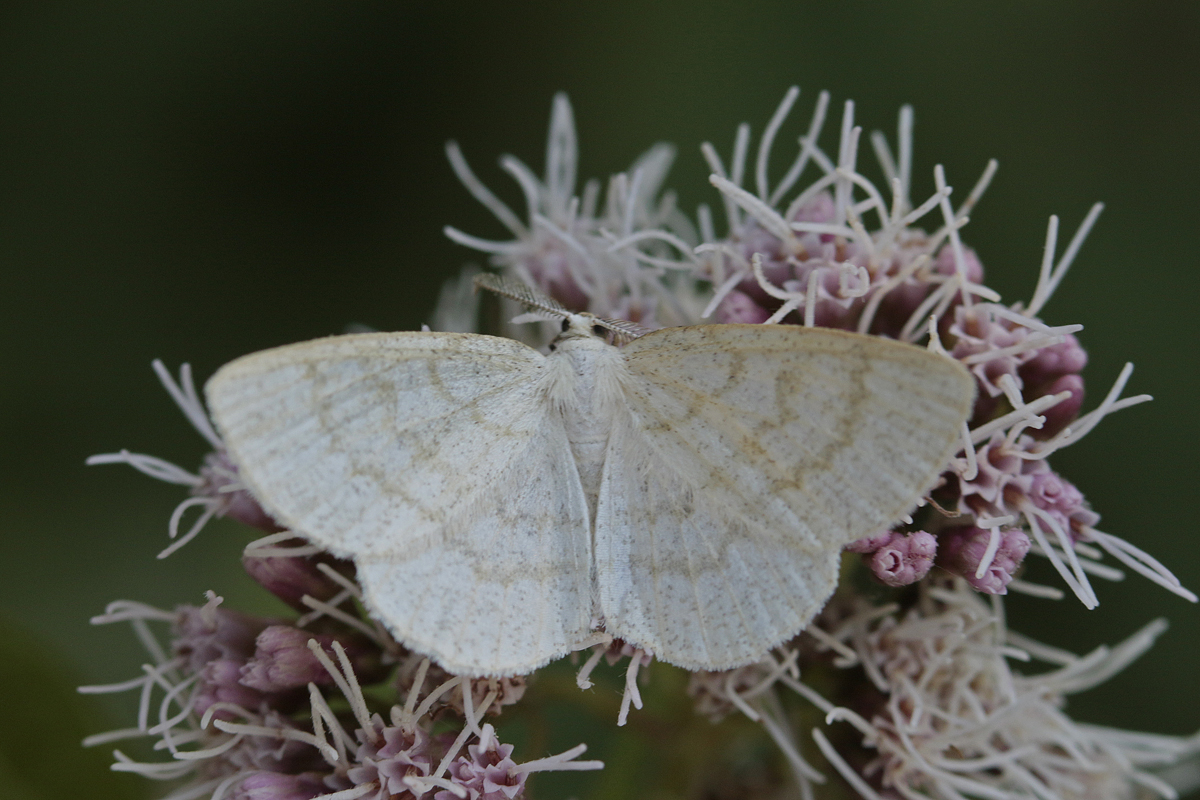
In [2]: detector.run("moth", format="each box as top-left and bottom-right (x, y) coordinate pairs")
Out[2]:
(206, 275), (974, 676)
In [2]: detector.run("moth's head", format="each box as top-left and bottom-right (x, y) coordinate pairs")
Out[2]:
(557, 313), (609, 341)
(548, 313), (615, 353)
(473, 272), (653, 348)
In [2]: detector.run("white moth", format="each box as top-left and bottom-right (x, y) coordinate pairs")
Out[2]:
(206, 276), (974, 677)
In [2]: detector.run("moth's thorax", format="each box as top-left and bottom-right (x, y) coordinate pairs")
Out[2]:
(547, 321), (629, 518)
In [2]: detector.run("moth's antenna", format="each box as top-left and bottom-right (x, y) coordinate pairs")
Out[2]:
(474, 272), (652, 341)
(594, 317), (653, 342)
(474, 273), (570, 319)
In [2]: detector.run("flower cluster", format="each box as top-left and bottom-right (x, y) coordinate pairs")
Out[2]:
(689, 579), (1200, 800)
(84, 88), (1199, 799)
(81, 589), (601, 800)
(444, 87), (1194, 612)
(85, 387), (602, 799)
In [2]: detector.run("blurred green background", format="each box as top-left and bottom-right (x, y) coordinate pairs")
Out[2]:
(0, 1), (1197, 797)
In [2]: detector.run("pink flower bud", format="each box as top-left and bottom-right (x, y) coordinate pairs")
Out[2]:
(714, 290), (771, 324)
(173, 604), (271, 672)
(865, 531), (937, 587)
(872, 264), (932, 337)
(196, 451), (284, 532)
(196, 658), (269, 715)
(739, 223), (791, 264)
(934, 243), (984, 284)
(221, 492), (284, 532)
(1019, 333), (1087, 386)
(937, 526), (1030, 594)
(846, 531), (893, 553)
(1028, 470), (1085, 516)
(241, 550), (353, 611)
(789, 190), (836, 225)
(1030, 373), (1084, 439)
(241, 626), (386, 693)
(231, 771), (327, 800)
(239, 627), (340, 692)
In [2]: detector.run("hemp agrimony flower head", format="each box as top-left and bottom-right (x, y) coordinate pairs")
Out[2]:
(84, 88), (1200, 799)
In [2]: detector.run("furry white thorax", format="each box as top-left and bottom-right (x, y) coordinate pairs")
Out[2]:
(545, 313), (630, 519)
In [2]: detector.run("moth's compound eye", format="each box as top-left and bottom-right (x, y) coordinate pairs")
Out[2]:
(592, 325), (607, 337)
(548, 343), (557, 351)
(561, 318), (571, 333)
